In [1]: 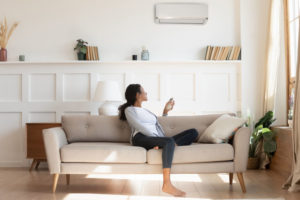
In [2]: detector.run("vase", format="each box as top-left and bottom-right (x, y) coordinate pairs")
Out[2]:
(77, 52), (86, 60)
(0, 48), (7, 61)
(288, 120), (293, 128)
(141, 49), (149, 60)
(247, 157), (259, 169)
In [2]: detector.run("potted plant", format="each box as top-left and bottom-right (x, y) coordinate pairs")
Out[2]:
(74, 39), (88, 60)
(288, 109), (293, 128)
(0, 18), (18, 61)
(248, 111), (276, 169)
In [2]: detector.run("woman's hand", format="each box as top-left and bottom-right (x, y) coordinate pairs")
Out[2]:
(163, 98), (175, 115)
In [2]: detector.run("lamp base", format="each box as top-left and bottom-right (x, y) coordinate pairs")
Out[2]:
(98, 102), (119, 116)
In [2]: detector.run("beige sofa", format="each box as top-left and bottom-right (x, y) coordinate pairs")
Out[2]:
(43, 114), (251, 193)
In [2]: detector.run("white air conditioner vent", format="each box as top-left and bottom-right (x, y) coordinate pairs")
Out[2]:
(155, 3), (208, 25)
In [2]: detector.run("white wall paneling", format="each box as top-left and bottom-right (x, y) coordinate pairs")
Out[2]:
(0, 61), (241, 166)
(0, 112), (23, 166)
(0, 74), (22, 102)
(29, 74), (56, 102)
(63, 73), (91, 102)
(133, 73), (160, 101)
(28, 112), (56, 123)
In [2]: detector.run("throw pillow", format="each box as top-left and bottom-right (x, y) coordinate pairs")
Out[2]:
(198, 114), (246, 144)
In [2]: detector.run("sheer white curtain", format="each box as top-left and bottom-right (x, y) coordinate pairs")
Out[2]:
(261, 0), (286, 169)
(263, 0), (286, 114)
(283, 2), (300, 192)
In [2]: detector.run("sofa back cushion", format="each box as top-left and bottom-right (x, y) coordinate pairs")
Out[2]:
(62, 115), (132, 143)
(62, 113), (234, 143)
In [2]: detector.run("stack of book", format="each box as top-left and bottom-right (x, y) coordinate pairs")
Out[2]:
(205, 46), (241, 60)
(86, 46), (99, 60)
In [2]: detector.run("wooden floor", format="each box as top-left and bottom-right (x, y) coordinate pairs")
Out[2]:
(0, 168), (299, 200)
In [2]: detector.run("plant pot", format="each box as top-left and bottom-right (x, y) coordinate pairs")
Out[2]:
(247, 157), (259, 169)
(0, 48), (7, 61)
(77, 52), (86, 60)
(288, 120), (293, 128)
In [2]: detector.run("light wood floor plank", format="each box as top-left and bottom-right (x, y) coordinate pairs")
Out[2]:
(0, 168), (299, 200)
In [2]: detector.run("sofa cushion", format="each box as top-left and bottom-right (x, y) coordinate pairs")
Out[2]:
(61, 113), (235, 143)
(198, 114), (246, 144)
(62, 115), (132, 142)
(147, 143), (234, 164)
(60, 142), (146, 163)
(157, 113), (235, 139)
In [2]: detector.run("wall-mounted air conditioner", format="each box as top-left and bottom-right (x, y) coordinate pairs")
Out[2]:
(155, 3), (208, 25)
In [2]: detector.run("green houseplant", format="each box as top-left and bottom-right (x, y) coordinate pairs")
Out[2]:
(248, 111), (276, 169)
(74, 39), (88, 60)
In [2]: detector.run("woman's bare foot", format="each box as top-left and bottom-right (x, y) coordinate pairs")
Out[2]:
(162, 183), (186, 197)
(153, 146), (159, 150)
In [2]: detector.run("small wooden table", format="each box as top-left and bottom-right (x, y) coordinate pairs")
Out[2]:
(26, 123), (61, 171)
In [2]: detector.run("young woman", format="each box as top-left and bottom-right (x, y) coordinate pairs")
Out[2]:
(118, 84), (198, 197)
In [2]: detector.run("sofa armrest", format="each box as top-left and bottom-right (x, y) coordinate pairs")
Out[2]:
(43, 127), (68, 174)
(233, 127), (251, 172)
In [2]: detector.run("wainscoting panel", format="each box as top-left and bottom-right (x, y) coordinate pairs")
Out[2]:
(63, 73), (91, 102)
(0, 74), (22, 102)
(0, 61), (241, 166)
(28, 112), (57, 123)
(168, 73), (195, 101)
(133, 73), (160, 101)
(0, 112), (23, 164)
(29, 73), (56, 102)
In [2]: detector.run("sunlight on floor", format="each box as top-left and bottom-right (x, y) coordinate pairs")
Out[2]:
(217, 173), (236, 183)
(86, 174), (202, 182)
(63, 193), (213, 200)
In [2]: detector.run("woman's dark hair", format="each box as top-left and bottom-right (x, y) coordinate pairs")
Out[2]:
(118, 84), (141, 121)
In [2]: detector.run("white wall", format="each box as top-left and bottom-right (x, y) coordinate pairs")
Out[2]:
(0, 0), (240, 61)
(0, 0), (276, 167)
(240, 0), (270, 125)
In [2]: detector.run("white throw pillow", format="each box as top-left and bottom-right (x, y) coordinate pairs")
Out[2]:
(198, 114), (246, 144)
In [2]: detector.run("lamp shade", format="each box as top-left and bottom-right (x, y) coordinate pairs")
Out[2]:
(94, 81), (122, 102)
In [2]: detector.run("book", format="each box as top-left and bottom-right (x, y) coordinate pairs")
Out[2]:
(233, 46), (241, 60)
(226, 47), (233, 60)
(210, 46), (216, 60)
(213, 47), (220, 60)
(217, 47), (224, 60)
(220, 47), (227, 60)
(94, 46), (99, 60)
(205, 46), (212, 60)
(91, 46), (95, 60)
(234, 46), (241, 60)
(220, 46), (229, 60)
(229, 46), (236, 60)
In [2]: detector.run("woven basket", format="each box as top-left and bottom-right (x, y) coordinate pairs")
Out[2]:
(247, 157), (259, 169)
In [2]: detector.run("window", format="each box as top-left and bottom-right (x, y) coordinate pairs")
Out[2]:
(287, 0), (299, 119)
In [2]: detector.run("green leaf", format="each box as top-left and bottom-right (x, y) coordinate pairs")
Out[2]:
(264, 140), (276, 153)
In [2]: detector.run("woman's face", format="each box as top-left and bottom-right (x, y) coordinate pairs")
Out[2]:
(136, 86), (148, 102)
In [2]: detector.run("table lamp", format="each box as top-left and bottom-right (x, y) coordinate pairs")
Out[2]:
(94, 81), (122, 115)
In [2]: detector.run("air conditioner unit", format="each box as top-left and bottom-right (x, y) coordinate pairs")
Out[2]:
(155, 3), (208, 25)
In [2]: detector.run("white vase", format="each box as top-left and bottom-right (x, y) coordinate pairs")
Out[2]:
(288, 120), (293, 128)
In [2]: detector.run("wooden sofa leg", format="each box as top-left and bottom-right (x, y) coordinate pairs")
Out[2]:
(229, 173), (233, 185)
(237, 172), (246, 193)
(52, 174), (59, 193)
(66, 174), (70, 185)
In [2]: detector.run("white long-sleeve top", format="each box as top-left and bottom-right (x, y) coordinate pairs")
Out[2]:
(125, 106), (166, 142)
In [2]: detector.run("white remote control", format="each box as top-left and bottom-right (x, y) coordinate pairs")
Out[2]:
(166, 98), (174, 110)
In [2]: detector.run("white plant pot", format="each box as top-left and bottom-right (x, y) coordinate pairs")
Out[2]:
(288, 120), (293, 128)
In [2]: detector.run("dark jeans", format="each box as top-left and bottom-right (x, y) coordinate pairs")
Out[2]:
(132, 128), (198, 168)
